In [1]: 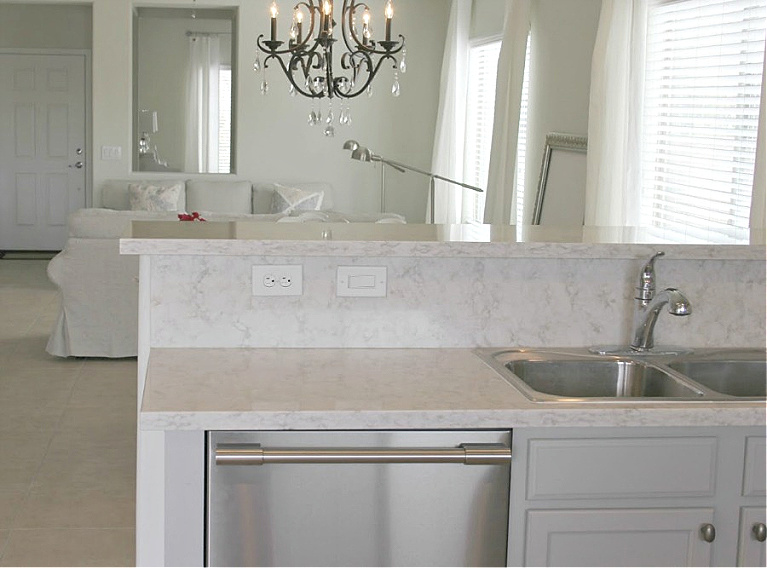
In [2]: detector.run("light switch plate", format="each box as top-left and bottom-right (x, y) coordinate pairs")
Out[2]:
(101, 146), (122, 160)
(337, 266), (387, 297)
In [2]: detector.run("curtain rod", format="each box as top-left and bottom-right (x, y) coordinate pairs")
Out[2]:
(186, 31), (231, 36)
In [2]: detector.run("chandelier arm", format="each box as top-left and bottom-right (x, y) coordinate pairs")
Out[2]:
(333, 52), (396, 98)
(290, 0), (318, 52)
(271, 52), (325, 98)
(256, 34), (293, 57)
(341, 0), (370, 54)
(341, 0), (405, 57)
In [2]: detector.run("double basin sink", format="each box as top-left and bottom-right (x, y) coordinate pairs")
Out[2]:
(475, 348), (766, 403)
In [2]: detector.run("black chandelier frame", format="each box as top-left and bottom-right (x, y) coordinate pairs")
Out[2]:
(256, 0), (405, 99)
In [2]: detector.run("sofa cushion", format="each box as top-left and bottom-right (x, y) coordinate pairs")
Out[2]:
(129, 182), (184, 211)
(68, 208), (178, 239)
(185, 180), (252, 214)
(102, 179), (187, 211)
(270, 184), (324, 214)
(253, 182), (334, 213)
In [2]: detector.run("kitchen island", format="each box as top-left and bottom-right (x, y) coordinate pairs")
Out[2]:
(122, 222), (766, 566)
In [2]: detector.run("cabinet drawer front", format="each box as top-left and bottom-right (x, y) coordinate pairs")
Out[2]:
(525, 508), (715, 567)
(527, 437), (717, 500)
(743, 436), (766, 497)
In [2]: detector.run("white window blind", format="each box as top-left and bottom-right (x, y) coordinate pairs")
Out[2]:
(641, 0), (766, 244)
(516, 34), (531, 227)
(463, 40), (502, 223)
(218, 66), (232, 174)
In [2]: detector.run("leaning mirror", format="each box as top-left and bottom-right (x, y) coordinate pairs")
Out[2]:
(532, 133), (588, 226)
(133, 7), (235, 173)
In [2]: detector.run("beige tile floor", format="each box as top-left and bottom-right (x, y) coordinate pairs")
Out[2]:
(0, 259), (136, 566)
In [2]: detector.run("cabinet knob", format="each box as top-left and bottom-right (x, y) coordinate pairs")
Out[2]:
(700, 523), (716, 543)
(753, 523), (767, 543)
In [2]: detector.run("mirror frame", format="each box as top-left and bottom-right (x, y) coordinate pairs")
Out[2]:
(532, 132), (588, 225)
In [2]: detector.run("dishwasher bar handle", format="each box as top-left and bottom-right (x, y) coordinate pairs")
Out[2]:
(215, 443), (511, 466)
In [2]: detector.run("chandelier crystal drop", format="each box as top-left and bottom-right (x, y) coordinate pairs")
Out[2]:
(255, 0), (406, 102)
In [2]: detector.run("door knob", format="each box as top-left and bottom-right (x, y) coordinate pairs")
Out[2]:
(753, 522), (767, 542)
(700, 523), (716, 543)
(69, 162), (84, 169)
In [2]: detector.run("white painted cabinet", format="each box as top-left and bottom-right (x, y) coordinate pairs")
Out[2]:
(525, 507), (714, 566)
(738, 507), (767, 567)
(508, 427), (766, 567)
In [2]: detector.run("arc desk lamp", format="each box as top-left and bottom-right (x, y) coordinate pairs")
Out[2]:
(343, 140), (483, 223)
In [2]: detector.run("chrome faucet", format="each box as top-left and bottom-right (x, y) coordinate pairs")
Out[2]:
(630, 252), (691, 351)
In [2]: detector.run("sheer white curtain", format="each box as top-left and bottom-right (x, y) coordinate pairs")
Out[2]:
(584, 0), (647, 227)
(750, 46), (766, 234)
(483, 0), (531, 225)
(185, 34), (221, 173)
(429, 0), (471, 224)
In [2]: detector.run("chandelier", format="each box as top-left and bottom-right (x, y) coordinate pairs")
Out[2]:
(254, 0), (407, 132)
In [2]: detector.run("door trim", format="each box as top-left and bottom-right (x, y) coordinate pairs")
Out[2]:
(0, 48), (92, 208)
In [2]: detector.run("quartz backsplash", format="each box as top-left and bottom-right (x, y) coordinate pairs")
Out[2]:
(147, 254), (765, 350)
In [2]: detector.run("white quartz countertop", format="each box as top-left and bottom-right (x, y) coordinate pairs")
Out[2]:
(120, 221), (765, 259)
(140, 348), (766, 431)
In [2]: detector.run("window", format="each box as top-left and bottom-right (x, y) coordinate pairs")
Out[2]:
(463, 40), (502, 223)
(640, 0), (766, 244)
(462, 35), (531, 225)
(516, 34), (531, 227)
(218, 66), (232, 173)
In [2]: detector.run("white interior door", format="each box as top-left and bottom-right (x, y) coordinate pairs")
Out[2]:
(0, 53), (87, 251)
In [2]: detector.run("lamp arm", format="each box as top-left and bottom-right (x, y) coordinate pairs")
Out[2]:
(378, 157), (484, 193)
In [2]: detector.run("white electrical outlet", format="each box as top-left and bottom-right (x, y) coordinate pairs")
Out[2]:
(252, 265), (303, 296)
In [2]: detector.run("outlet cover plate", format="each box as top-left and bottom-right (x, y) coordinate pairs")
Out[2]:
(252, 265), (303, 296)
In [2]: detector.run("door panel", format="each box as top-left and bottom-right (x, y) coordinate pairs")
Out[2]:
(525, 508), (715, 567)
(15, 173), (37, 225)
(0, 53), (86, 250)
(46, 104), (69, 157)
(46, 173), (70, 225)
(14, 104), (35, 157)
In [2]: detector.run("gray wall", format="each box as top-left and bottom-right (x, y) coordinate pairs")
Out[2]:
(0, 3), (92, 50)
(524, 0), (602, 224)
(0, 0), (601, 223)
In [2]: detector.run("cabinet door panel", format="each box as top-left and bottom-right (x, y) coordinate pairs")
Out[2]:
(742, 437), (766, 497)
(525, 508), (714, 567)
(738, 507), (766, 567)
(527, 437), (717, 500)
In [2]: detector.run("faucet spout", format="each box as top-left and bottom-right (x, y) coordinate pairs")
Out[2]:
(631, 287), (691, 351)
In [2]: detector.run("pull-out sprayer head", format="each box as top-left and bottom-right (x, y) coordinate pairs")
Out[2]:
(664, 288), (692, 316)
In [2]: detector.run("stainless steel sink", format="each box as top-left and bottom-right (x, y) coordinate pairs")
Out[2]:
(507, 360), (704, 400)
(476, 348), (766, 403)
(667, 358), (766, 398)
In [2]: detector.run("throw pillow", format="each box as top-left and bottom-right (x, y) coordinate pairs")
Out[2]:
(128, 182), (183, 212)
(270, 183), (324, 214)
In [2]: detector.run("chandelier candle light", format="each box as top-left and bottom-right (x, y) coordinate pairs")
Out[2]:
(255, 0), (407, 135)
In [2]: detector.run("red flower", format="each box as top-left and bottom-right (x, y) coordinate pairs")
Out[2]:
(178, 212), (207, 222)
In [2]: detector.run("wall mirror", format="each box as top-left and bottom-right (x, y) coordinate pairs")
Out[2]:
(133, 7), (236, 174)
(124, 0), (762, 245)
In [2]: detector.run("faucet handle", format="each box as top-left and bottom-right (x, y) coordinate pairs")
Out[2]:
(636, 251), (665, 302)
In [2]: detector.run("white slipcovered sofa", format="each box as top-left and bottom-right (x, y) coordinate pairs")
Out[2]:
(46, 179), (404, 358)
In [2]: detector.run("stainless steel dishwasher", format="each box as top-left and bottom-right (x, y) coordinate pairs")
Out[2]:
(206, 430), (511, 567)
